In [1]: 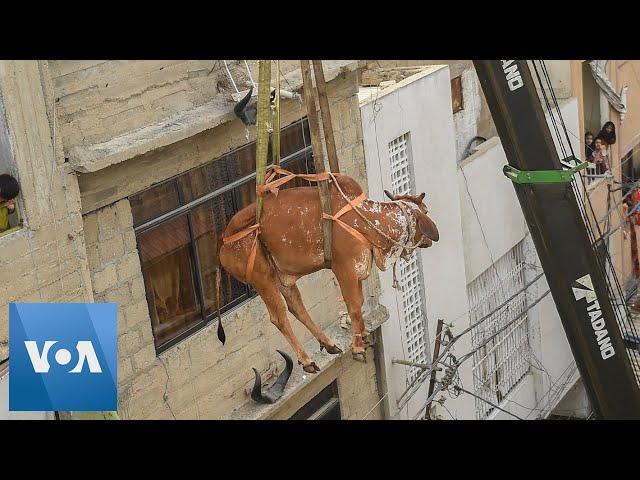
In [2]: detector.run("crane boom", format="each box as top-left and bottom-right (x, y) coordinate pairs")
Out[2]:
(473, 60), (640, 419)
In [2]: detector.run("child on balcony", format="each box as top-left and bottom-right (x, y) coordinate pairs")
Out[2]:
(0, 173), (20, 233)
(592, 137), (610, 175)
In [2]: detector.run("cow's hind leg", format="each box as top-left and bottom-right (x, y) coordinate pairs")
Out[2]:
(278, 282), (343, 355)
(219, 237), (318, 372)
(253, 276), (320, 374)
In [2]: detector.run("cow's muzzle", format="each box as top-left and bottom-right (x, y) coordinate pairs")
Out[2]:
(416, 212), (439, 242)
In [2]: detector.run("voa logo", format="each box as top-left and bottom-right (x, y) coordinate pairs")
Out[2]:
(24, 340), (102, 374)
(9, 303), (117, 411)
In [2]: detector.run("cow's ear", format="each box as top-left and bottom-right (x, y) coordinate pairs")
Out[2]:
(417, 192), (425, 202)
(384, 190), (396, 201)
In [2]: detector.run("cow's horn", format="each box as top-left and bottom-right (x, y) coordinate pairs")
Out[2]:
(234, 87), (257, 125)
(250, 368), (266, 403)
(384, 189), (396, 201)
(234, 86), (253, 115)
(250, 349), (294, 404)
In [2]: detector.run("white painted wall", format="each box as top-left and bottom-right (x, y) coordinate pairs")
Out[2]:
(359, 66), (475, 420)
(457, 137), (528, 285)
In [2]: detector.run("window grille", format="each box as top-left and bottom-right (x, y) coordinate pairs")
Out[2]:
(388, 133), (430, 382)
(467, 241), (531, 418)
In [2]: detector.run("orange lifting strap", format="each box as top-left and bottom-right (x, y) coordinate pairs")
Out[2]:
(222, 166), (372, 281)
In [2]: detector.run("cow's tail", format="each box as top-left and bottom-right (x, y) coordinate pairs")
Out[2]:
(215, 238), (226, 345)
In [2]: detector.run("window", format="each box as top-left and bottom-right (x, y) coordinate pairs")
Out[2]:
(0, 101), (22, 237)
(451, 76), (464, 113)
(289, 381), (341, 420)
(467, 241), (530, 419)
(388, 133), (430, 383)
(131, 118), (314, 352)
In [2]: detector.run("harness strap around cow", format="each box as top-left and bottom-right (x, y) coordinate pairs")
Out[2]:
(322, 192), (372, 250)
(222, 167), (372, 282)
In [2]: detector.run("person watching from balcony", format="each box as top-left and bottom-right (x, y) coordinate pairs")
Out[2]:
(597, 121), (616, 146)
(0, 173), (20, 233)
(592, 137), (610, 175)
(585, 131), (595, 160)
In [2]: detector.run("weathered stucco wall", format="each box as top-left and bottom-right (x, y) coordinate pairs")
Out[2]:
(0, 61), (94, 362)
(80, 69), (386, 419)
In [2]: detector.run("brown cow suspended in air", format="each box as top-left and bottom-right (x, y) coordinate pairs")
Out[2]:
(216, 170), (439, 373)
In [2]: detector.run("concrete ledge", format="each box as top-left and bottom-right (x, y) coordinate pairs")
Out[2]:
(457, 136), (501, 169)
(357, 65), (447, 107)
(227, 304), (387, 420)
(69, 60), (360, 174)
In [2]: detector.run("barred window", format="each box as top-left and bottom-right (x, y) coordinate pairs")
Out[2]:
(388, 132), (430, 382)
(467, 241), (531, 419)
(131, 119), (314, 353)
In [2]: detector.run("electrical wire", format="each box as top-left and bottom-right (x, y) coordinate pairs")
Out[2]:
(453, 385), (524, 420)
(395, 263), (547, 414)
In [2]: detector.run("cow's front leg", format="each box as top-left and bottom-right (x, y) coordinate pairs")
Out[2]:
(333, 270), (367, 362)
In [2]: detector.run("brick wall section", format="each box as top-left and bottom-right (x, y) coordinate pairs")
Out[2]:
(0, 61), (94, 360)
(80, 69), (386, 419)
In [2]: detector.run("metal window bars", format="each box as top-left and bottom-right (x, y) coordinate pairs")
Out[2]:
(388, 133), (430, 383)
(467, 241), (531, 419)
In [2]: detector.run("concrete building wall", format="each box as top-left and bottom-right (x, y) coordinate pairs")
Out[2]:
(457, 137), (528, 284)
(49, 60), (304, 157)
(359, 66), (475, 420)
(362, 60), (496, 163)
(79, 68), (386, 419)
(0, 61), (94, 363)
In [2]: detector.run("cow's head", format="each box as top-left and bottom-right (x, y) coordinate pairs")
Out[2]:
(384, 190), (440, 248)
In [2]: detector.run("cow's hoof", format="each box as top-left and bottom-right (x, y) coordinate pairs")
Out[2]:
(320, 343), (343, 355)
(362, 332), (373, 347)
(299, 361), (320, 374)
(352, 351), (367, 363)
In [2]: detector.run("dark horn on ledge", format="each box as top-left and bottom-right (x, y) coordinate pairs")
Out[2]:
(250, 349), (294, 404)
(234, 86), (257, 126)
